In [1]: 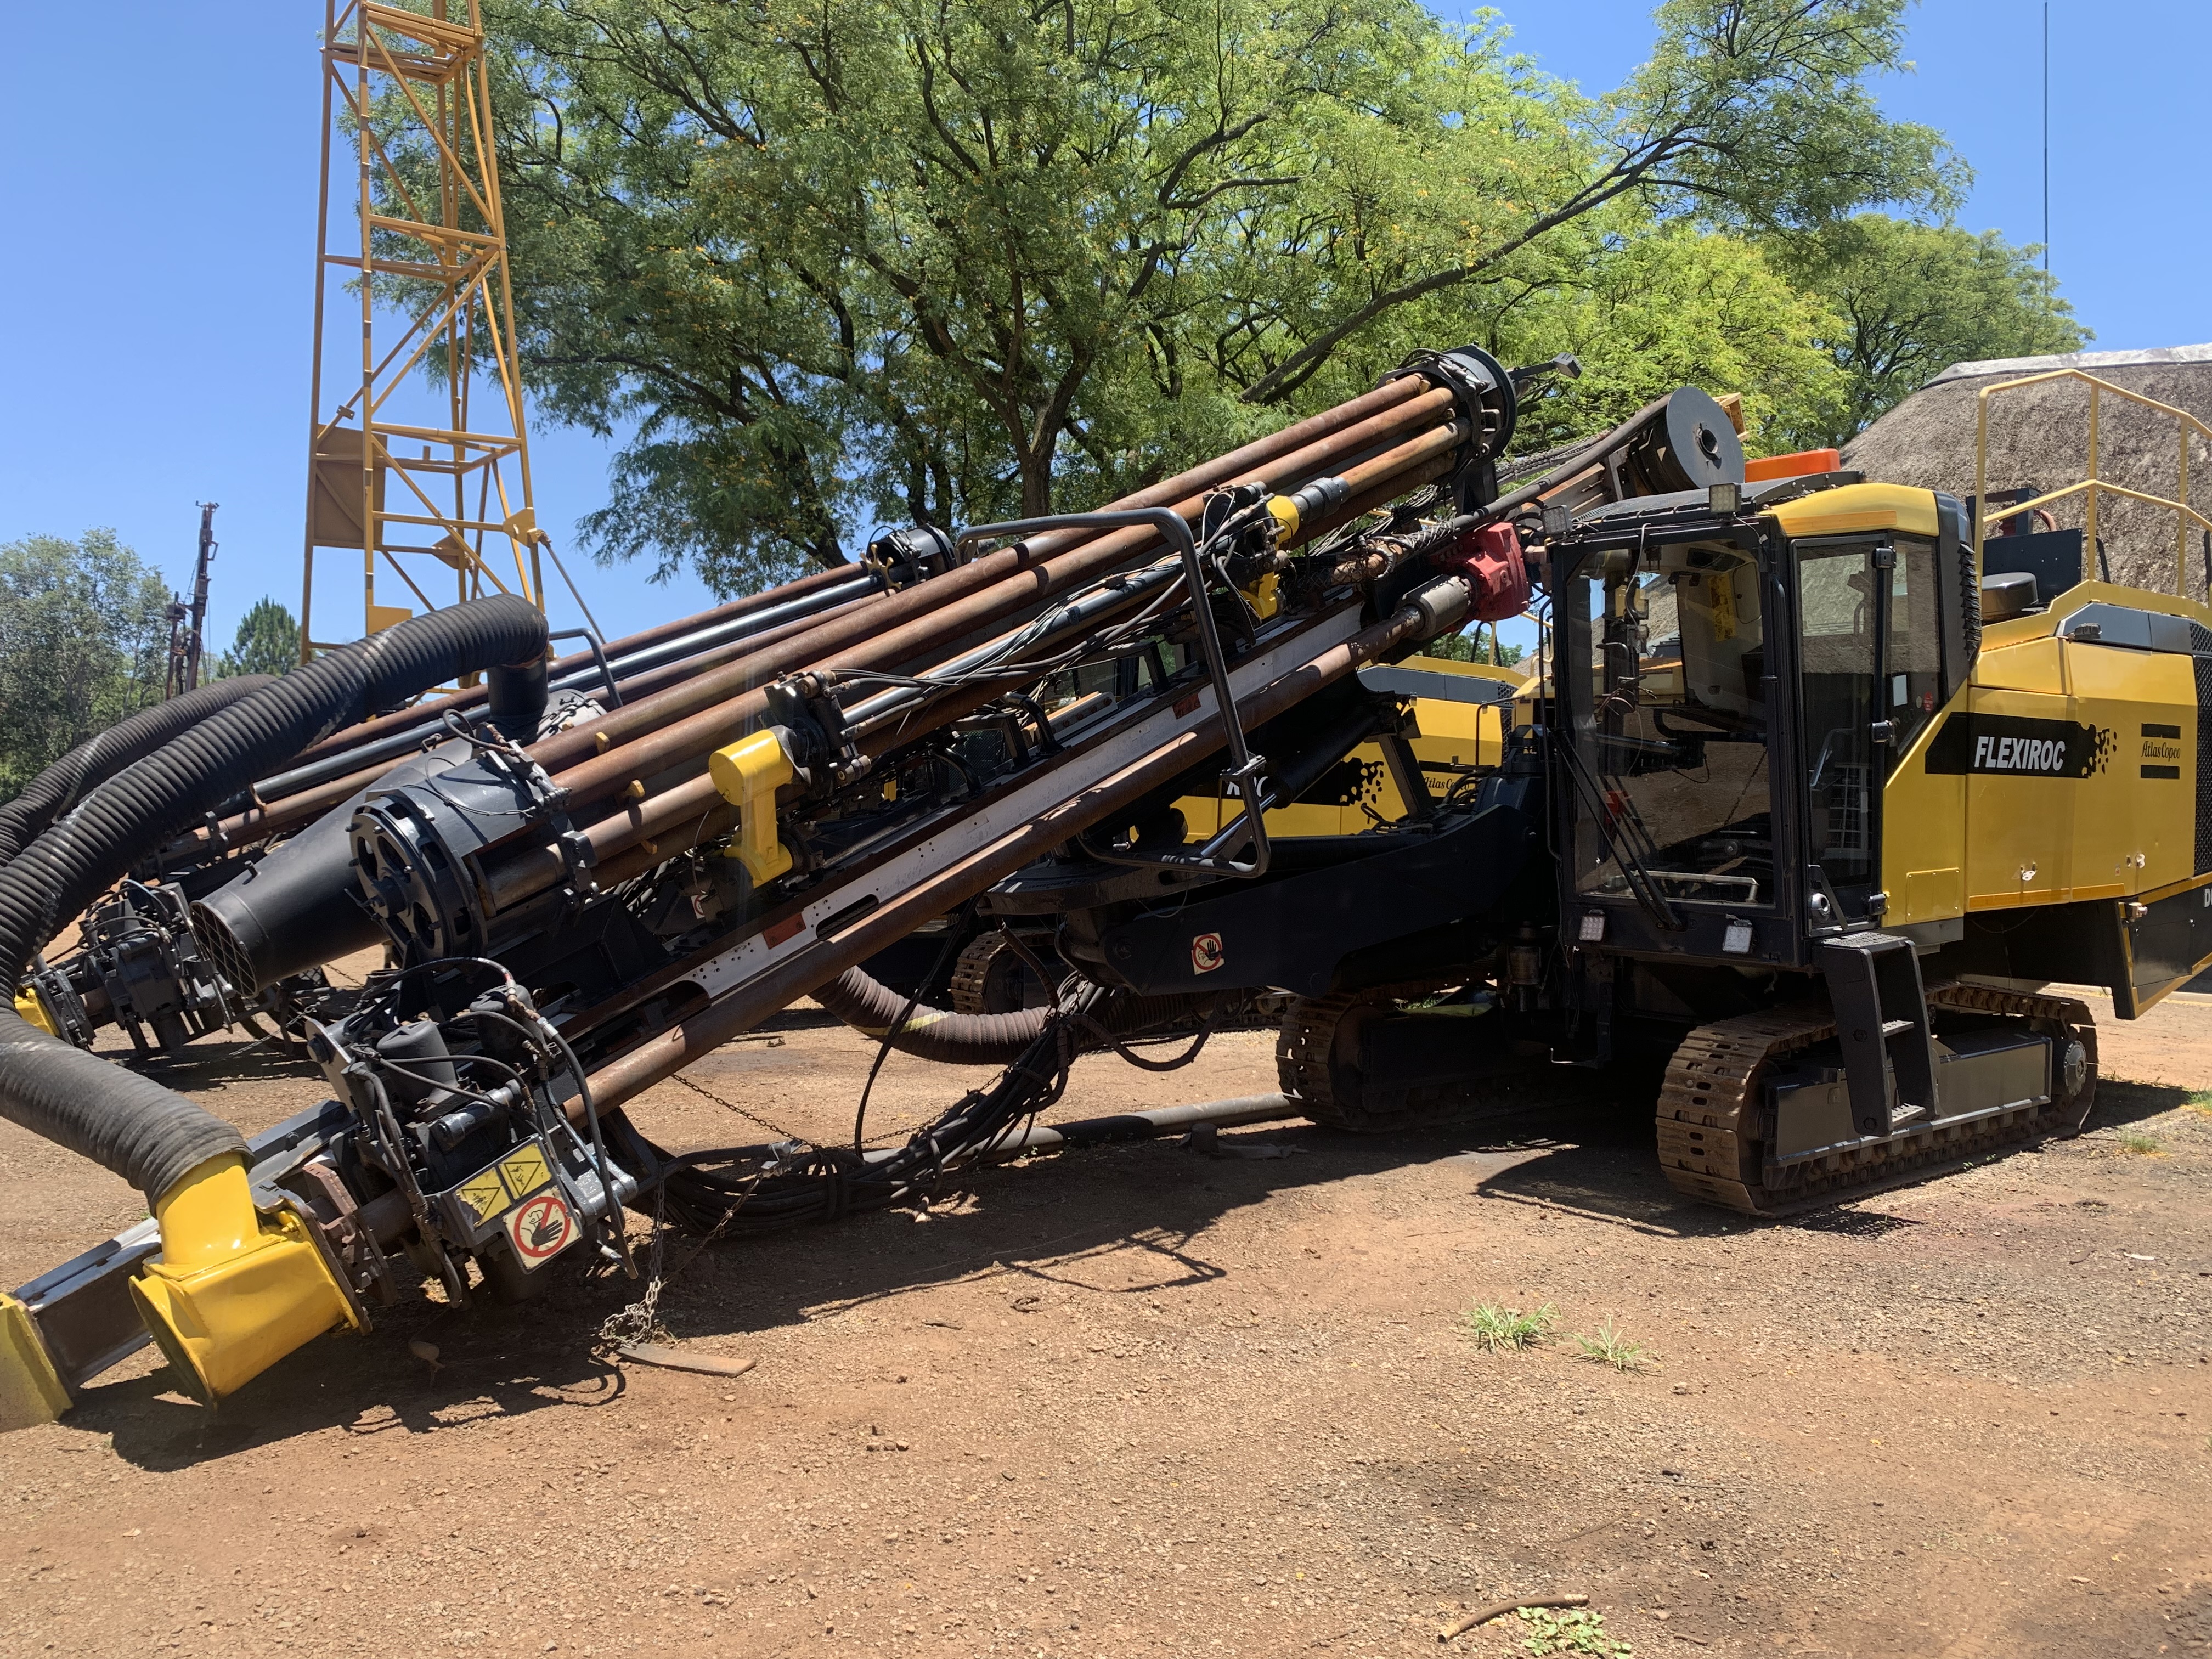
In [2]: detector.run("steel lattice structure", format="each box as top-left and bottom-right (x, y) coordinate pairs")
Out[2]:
(301, 0), (542, 663)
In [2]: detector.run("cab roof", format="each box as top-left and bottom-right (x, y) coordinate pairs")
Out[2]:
(1766, 482), (1939, 539)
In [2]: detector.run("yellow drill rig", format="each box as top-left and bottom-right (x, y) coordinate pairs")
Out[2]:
(8, 355), (2210, 1425)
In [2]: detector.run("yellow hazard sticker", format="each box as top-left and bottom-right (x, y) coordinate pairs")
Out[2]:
(498, 1144), (551, 1201)
(456, 1170), (511, 1227)
(452, 1141), (556, 1231)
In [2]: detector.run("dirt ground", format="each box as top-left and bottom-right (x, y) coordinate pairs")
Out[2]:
(4, 982), (2211, 1659)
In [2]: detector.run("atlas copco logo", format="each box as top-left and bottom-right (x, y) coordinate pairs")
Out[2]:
(1925, 714), (2115, 779)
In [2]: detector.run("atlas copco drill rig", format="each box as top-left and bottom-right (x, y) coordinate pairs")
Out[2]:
(4, 342), (2199, 1424)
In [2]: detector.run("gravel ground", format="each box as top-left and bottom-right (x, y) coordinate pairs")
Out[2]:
(3, 988), (2210, 1659)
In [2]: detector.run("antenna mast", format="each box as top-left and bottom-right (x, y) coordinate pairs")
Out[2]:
(165, 503), (219, 698)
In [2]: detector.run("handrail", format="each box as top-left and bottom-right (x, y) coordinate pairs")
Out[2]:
(1973, 368), (2212, 595)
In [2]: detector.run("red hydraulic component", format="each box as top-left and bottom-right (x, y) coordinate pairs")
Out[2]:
(1442, 520), (1530, 622)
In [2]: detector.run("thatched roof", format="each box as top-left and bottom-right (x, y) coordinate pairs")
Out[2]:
(1842, 346), (2212, 596)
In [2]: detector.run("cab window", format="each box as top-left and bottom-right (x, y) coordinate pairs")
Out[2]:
(1886, 536), (1942, 760)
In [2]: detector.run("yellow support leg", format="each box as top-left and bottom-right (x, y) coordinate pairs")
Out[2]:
(127, 1155), (360, 1407)
(708, 730), (797, 885)
(0, 1293), (71, 1430)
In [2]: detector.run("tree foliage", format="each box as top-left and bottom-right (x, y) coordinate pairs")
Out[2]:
(1773, 212), (2087, 443)
(1471, 223), (1849, 456)
(213, 598), (301, 681)
(1423, 628), (1523, 665)
(0, 531), (173, 803)
(482, 0), (2023, 595)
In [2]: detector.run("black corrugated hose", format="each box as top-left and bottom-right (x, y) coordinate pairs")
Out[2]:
(810, 964), (1051, 1065)
(0, 596), (548, 1202)
(0, 676), (276, 866)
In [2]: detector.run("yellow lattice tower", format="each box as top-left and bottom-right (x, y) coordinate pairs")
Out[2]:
(301, 0), (542, 663)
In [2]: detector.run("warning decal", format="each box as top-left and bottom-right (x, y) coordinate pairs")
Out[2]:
(504, 1189), (577, 1268)
(1190, 932), (1224, 974)
(450, 1140), (557, 1233)
(456, 1170), (511, 1228)
(497, 1144), (551, 1201)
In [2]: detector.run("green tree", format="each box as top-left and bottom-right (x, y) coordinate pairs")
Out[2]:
(487, 0), (1959, 594)
(213, 598), (301, 680)
(1423, 629), (1524, 665)
(1466, 221), (1849, 458)
(1211, 0), (1959, 410)
(1770, 212), (2087, 443)
(0, 531), (173, 803)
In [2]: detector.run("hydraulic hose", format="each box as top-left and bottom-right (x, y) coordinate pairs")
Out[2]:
(0, 594), (547, 1203)
(811, 966), (1051, 1065)
(0, 676), (275, 866)
(810, 966), (1207, 1068)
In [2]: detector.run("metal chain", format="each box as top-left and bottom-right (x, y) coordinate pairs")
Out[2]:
(597, 1071), (787, 1347)
(669, 1069), (801, 1141)
(596, 1185), (670, 1348)
(596, 1177), (747, 1349)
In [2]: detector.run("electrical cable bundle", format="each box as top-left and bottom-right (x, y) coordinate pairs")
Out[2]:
(608, 981), (1207, 1237)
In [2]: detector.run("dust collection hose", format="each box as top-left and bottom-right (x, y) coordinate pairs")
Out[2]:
(0, 595), (548, 1405)
(0, 675), (276, 866)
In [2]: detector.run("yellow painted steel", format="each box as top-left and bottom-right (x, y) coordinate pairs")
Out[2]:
(1179, 658), (1521, 837)
(1880, 713), (1966, 928)
(708, 730), (797, 884)
(12, 988), (57, 1037)
(1991, 578), (2212, 645)
(127, 1155), (360, 1406)
(1265, 493), (1304, 539)
(1768, 482), (1941, 540)
(300, 0), (561, 663)
(0, 1291), (72, 1430)
(1242, 571), (1282, 622)
(1880, 579), (2212, 922)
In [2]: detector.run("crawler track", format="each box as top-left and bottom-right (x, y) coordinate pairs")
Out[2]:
(1655, 984), (2099, 1215)
(1277, 983), (1539, 1132)
(949, 933), (1032, 1017)
(1278, 985), (1423, 1132)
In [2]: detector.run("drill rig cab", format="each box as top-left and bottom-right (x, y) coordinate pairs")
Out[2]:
(1551, 477), (1970, 970)
(1550, 476), (2121, 1212)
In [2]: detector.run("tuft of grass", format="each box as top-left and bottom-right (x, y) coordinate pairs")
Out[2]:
(2118, 1132), (2165, 1155)
(2187, 1090), (2212, 1118)
(1572, 1317), (1652, 1373)
(1462, 1302), (1560, 1353)
(1516, 1606), (1633, 1657)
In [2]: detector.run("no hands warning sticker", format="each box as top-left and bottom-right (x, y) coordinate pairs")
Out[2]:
(504, 1189), (577, 1268)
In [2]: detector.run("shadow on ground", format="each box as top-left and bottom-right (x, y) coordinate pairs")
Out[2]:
(2089, 1079), (2196, 1128)
(77, 1065), (2181, 1469)
(78, 1114), (1508, 1468)
(122, 1035), (325, 1089)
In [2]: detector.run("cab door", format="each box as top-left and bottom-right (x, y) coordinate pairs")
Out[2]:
(1793, 536), (1888, 927)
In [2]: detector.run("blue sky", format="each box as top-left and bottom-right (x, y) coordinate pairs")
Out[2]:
(1, 1), (2204, 652)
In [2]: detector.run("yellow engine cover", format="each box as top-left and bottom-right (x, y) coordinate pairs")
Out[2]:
(1885, 583), (2210, 921)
